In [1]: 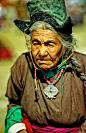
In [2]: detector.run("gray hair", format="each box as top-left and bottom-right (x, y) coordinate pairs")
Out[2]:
(27, 21), (86, 81)
(28, 21), (76, 50)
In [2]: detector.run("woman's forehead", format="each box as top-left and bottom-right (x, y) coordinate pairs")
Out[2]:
(32, 28), (58, 39)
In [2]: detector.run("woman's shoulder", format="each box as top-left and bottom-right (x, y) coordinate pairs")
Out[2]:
(74, 51), (86, 59)
(74, 51), (86, 76)
(74, 51), (86, 65)
(11, 52), (33, 73)
(13, 52), (31, 66)
(15, 52), (31, 63)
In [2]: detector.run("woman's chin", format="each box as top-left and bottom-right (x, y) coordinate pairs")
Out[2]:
(37, 64), (53, 70)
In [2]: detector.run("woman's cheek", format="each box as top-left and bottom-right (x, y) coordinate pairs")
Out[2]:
(32, 49), (38, 57)
(32, 45), (40, 51)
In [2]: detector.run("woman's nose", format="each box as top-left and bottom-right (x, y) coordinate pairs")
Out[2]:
(39, 44), (48, 57)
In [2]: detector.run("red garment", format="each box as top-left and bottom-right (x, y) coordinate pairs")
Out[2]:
(22, 113), (33, 133)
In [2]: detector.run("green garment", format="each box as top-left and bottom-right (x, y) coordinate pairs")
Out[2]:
(4, 106), (23, 133)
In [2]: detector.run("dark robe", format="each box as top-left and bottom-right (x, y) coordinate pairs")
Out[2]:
(5, 51), (86, 129)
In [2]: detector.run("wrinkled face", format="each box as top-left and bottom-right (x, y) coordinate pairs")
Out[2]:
(31, 29), (62, 70)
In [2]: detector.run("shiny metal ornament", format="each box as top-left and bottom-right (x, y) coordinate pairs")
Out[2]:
(43, 83), (59, 100)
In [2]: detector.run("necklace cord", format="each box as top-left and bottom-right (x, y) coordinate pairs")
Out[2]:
(62, 75), (64, 96)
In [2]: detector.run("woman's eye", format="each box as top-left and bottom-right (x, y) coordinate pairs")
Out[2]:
(48, 43), (54, 47)
(33, 42), (39, 45)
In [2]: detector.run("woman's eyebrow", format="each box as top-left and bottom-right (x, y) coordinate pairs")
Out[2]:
(32, 39), (57, 44)
(32, 39), (40, 43)
(46, 40), (56, 44)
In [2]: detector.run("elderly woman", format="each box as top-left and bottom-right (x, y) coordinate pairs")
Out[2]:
(4, 0), (86, 133)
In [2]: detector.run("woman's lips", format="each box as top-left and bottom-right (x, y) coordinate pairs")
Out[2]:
(37, 59), (51, 63)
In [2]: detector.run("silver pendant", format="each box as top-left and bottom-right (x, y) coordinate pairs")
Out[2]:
(43, 83), (59, 100)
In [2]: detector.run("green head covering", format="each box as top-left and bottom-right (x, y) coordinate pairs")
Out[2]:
(14, 0), (74, 35)
(28, 0), (67, 26)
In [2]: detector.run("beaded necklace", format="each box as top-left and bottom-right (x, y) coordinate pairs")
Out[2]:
(44, 68), (64, 84)
(43, 68), (64, 100)
(34, 63), (65, 101)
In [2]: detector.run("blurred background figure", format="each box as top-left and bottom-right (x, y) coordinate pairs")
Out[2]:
(0, 38), (13, 61)
(66, 0), (86, 25)
(0, 0), (30, 28)
(0, 0), (17, 28)
(0, 0), (30, 61)
(15, 0), (30, 20)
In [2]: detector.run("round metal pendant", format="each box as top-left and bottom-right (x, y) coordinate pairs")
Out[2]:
(43, 83), (59, 100)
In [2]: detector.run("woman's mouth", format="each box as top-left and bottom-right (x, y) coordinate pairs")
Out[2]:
(37, 59), (51, 64)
